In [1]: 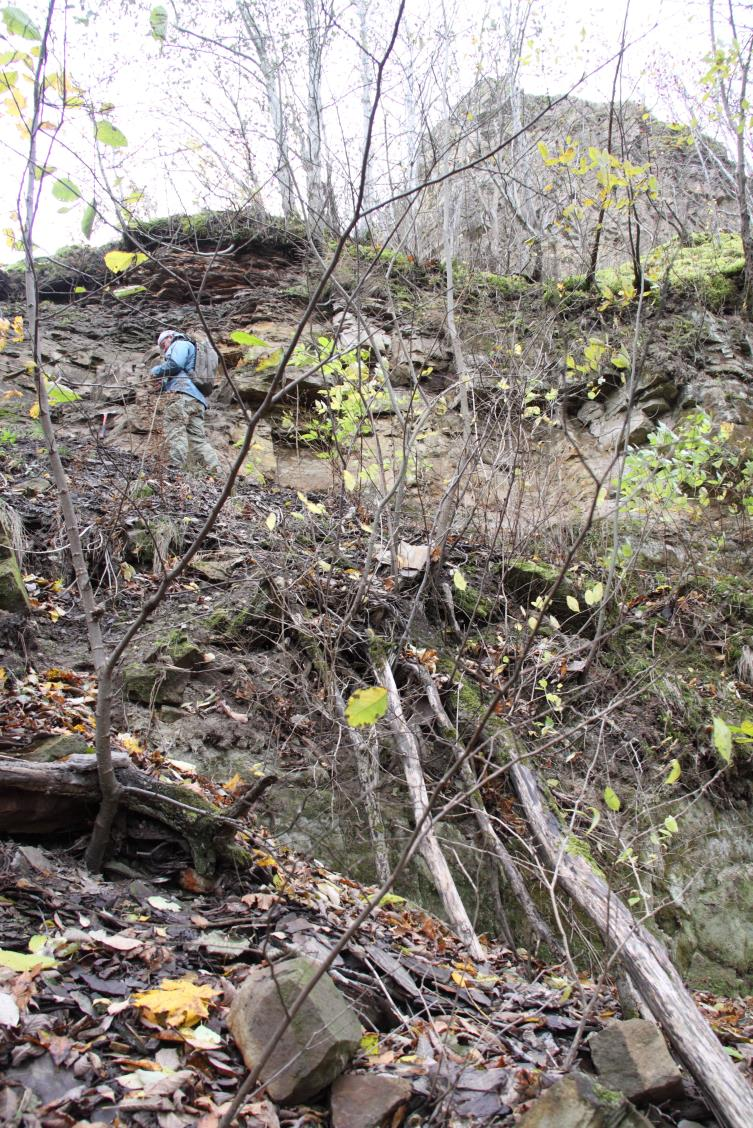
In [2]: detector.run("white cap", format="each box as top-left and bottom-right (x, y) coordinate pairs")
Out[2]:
(157, 330), (176, 346)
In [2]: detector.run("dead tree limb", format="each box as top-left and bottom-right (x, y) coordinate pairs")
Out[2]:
(378, 660), (484, 960)
(410, 661), (561, 954)
(503, 745), (753, 1128)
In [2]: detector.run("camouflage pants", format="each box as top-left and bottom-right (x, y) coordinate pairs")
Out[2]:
(163, 394), (221, 475)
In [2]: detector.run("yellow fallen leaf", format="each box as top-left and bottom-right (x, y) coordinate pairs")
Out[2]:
(252, 852), (278, 868)
(131, 977), (218, 1029)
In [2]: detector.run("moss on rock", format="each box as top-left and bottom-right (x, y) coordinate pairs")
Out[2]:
(0, 555), (30, 614)
(124, 663), (189, 706)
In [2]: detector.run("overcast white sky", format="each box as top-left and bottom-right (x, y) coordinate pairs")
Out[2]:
(0, 0), (732, 266)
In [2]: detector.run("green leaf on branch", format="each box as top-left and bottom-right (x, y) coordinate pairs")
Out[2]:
(81, 202), (95, 239)
(584, 581), (604, 607)
(713, 716), (732, 764)
(51, 177), (82, 203)
(345, 686), (388, 728)
(603, 786), (621, 812)
(230, 330), (270, 348)
(256, 348), (282, 372)
(2, 6), (41, 40)
(113, 285), (146, 298)
(95, 120), (128, 148)
(585, 806), (601, 835)
(45, 377), (79, 405)
(452, 569), (468, 592)
(149, 5), (167, 41)
(664, 758), (681, 785)
(104, 250), (147, 274)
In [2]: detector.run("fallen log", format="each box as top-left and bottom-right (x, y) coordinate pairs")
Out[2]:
(503, 745), (753, 1128)
(0, 753), (249, 875)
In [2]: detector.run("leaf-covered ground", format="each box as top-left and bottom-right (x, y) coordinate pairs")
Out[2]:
(1, 823), (618, 1127)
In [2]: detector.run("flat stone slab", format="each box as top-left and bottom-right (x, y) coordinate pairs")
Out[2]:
(588, 1019), (684, 1104)
(517, 1072), (652, 1127)
(331, 1073), (412, 1128)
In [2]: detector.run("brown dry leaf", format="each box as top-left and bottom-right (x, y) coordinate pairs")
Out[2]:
(240, 892), (279, 910)
(9, 970), (37, 1014)
(371, 1049), (397, 1066)
(132, 977), (219, 1029)
(90, 930), (144, 952)
(45, 1033), (74, 1066)
(243, 1099), (280, 1128)
(179, 868), (215, 894)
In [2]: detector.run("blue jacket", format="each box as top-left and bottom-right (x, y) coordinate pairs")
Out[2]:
(151, 337), (207, 408)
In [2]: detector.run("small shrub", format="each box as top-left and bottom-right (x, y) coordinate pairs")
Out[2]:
(619, 410), (753, 515)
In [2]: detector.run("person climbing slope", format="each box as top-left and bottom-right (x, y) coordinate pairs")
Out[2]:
(150, 329), (221, 476)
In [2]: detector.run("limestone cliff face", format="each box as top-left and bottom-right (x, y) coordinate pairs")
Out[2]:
(413, 85), (737, 279)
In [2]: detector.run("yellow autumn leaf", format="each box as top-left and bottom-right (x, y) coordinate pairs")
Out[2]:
(452, 569), (468, 592)
(297, 491), (326, 515)
(265, 511), (277, 531)
(252, 851), (279, 868)
(29, 402), (40, 418)
(131, 977), (218, 1029)
(118, 734), (143, 755)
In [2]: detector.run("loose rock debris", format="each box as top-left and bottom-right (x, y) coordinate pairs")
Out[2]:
(1, 831), (617, 1127)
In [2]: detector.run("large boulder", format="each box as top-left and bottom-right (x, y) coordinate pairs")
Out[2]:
(588, 1019), (684, 1104)
(517, 1072), (652, 1127)
(227, 956), (362, 1104)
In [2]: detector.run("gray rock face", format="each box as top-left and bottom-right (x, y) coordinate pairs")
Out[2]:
(588, 1019), (683, 1104)
(227, 956), (362, 1104)
(415, 89), (736, 279)
(517, 1072), (652, 1127)
(330, 1073), (412, 1128)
